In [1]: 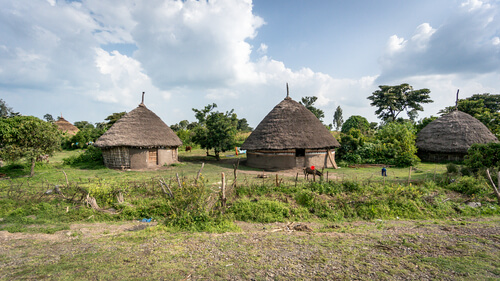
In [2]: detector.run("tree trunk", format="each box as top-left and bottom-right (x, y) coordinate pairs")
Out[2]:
(30, 158), (36, 177)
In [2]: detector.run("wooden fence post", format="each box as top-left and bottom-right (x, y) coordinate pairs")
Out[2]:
(221, 172), (226, 208)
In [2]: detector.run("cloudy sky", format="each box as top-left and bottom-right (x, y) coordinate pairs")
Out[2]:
(1, 0), (500, 127)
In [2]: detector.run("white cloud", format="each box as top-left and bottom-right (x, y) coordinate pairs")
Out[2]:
(258, 43), (268, 54)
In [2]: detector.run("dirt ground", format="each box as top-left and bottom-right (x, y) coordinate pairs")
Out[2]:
(1, 218), (499, 280)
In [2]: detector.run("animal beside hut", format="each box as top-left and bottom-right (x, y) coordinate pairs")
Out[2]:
(303, 166), (323, 179)
(416, 110), (498, 162)
(94, 92), (182, 169)
(241, 84), (340, 170)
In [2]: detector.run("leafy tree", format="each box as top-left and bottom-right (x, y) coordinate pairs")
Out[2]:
(0, 99), (19, 118)
(43, 114), (55, 123)
(341, 115), (370, 134)
(375, 121), (419, 167)
(367, 84), (432, 122)
(74, 121), (95, 130)
(191, 104), (238, 160)
(338, 128), (365, 163)
(300, 96), (325, 121)
(0, 116), (61, 176)
(104, 112), (126, 129)
(237, 118), (253, 132)
(464, 142), (500, 171)
(333, 106), (343, 131)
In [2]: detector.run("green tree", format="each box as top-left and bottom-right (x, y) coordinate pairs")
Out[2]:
(333, 106), (343, 131)
(300, 96), (325, 121)
(415, 116), (438, 133)
(367, 84), (432, 122)
(43, 114), (55, 123)
(375, 121), (419, 167)
(0, 116), (61, 176)
(0, 99), (19, 118)
(237, 118), (253, 132)
(341, 115), (370, 134)
(191, 104), (238, 160)
(74, 121), (95, 130)
(104, 112), (126, 129)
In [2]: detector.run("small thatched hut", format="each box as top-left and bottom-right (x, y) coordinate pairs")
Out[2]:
(95, 100), (182, 169)
(241, 93), (340, 170)
(416, 110), (498, 162)
(54, 117), (79, 136)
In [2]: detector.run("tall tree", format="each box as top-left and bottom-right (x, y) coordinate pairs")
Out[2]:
(74, 121), (94, 129)
(341, 115), (370, 134)
(192, 104), (238, 160)
(367, 84), (432, 122)
(43, 114), (55, 123)
(333, 106), (344, 131)
(0, 99), (19, 118)
(300, 96), (325, 121)
(0, 116), (61, 176)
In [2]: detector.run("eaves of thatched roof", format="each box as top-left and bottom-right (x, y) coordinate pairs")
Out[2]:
(241, 97), (340, 150)
(95, 103), (182, 148)
(416, 110), (498, 153)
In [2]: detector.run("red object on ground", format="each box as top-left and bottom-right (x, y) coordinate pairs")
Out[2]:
(311, 166), (315, 170)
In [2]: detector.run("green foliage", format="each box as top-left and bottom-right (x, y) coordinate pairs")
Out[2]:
(464, 142), (500, 171)
(64, 127), (105, 149)
(237, 118), (253, 132)
(175, 129), (194, 146)
(374, 121), (420, 167)
(333, 106), (343, 131)
(104, 112), (126, 129)
(229, 199), (296, 223)
(0, 116), (61, 176)
(191, 104), (238, 160)
(446, 163), (460, 174)
(62, 146), (104, 169)
(341, 115), (370, 134)
(416, 116), (438, 133)
(368, 83), (433, 122)
(338, 128), (365, 163)
(446, 176), (489, 196)
(0, 99), (19, 118)
(300, 96), (325, 121)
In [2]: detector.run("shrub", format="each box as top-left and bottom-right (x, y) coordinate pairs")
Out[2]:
(228, 198), (292, 223)
(446, 176), (489, 196)
(63, 146), (104, 168)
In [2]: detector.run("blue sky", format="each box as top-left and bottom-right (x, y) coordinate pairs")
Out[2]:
(1, 0), (499, 128)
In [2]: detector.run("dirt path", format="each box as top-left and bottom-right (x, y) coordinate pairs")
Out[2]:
(1, 218), (499, 280)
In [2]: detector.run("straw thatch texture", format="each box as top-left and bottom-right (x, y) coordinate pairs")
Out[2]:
(54, 117), (79, 135)
(416, 110), (498, 154)
(95, 104), (182, 148)
(241, 97), (340, 150)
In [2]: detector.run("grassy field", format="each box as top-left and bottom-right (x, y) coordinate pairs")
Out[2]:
(1, 149), (499, 280)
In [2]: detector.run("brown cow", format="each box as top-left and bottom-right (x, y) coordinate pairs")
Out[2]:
(185, 146), (192, 152)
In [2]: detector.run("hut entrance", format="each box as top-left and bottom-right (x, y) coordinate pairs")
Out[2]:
(148, 149), (158, 165)
(295, 149), (305, 167)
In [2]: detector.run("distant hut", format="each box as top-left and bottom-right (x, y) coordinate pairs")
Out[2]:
(241, 87), (340, 170)
(416, 110), (498, 162)
(54, 116), (79, 136)
(95, 93), (182, 169)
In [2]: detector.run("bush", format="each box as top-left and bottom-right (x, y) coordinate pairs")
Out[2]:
(228, 198), (292, 223)
(63, 146), (104, 168)
(446, 176), (489, 196)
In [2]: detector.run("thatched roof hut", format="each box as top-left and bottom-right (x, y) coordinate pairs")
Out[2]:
(54, 117), (79, 136)
(95, 100), (182, 169)
(416, 110), (498, 162)
(241, 95), (340, 170)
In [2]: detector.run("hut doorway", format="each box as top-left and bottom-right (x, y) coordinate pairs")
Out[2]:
(148, 149), (158, 165)
(295, 149), (305, 167)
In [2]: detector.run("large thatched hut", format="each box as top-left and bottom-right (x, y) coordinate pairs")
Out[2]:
(416, 110), (498, 162)
(95, 101), (182, 169)
(55, 117), (79, 136)
(241, 94), (340, 170)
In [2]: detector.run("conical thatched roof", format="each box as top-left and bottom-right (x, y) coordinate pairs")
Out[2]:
(55, 117), (79, 135)
(95, 103), (182, 148)
(241, 97), (340, 150)
(416, 110), (498, 153)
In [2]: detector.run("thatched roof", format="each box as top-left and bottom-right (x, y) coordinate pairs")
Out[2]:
(95, 103), (182, 148)
(416, 110), (498, 153)
(54, 117), (79, 135)
(241, 97), (340, 150)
